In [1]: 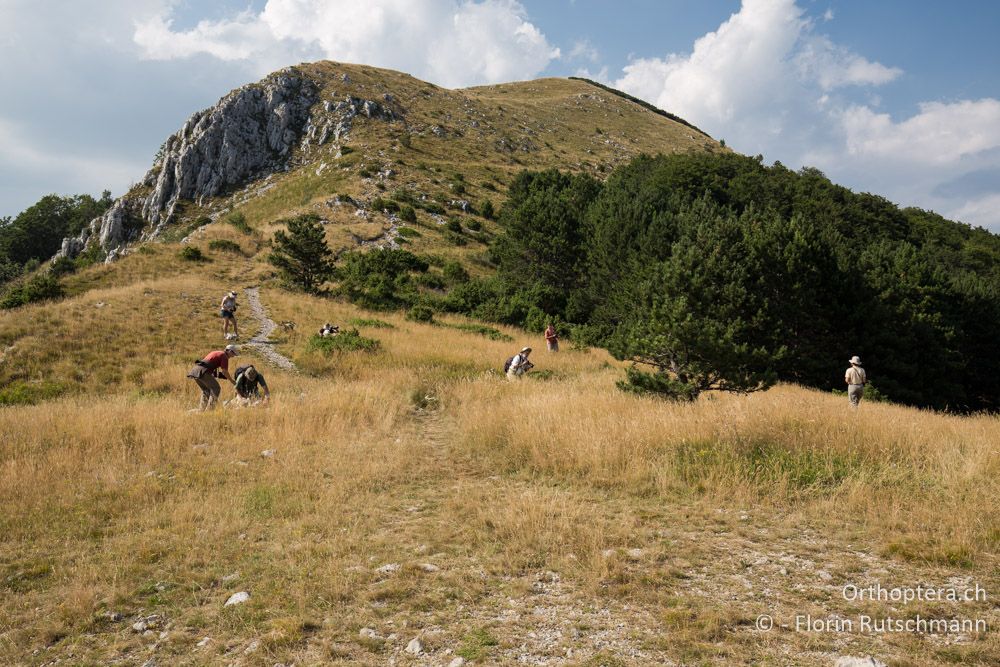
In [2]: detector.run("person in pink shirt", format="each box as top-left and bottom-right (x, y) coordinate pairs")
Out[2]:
(544, 323), (559, 352)
(186, 344), (239, 410)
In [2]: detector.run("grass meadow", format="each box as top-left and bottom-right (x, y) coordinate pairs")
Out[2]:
(1, 273), (997, 665)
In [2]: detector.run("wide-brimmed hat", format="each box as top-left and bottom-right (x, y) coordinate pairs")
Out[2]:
(849, 355), (862, 365)
(228, 291), (237, 298)
(225, 344), (239, 355)
(521, 347), (532, 354)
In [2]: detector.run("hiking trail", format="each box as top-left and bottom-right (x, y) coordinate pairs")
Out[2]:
(243, 286), (297, 372)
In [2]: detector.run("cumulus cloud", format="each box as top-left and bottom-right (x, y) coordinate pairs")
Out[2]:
(613, 0), (1000, 230)
(133, 0), (560, 88)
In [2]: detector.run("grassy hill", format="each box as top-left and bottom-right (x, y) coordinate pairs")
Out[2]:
(1, 62), (998, 665)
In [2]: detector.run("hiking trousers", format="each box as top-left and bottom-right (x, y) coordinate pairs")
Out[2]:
(848, 384), (864, 408)
(188, 364), (221, 409)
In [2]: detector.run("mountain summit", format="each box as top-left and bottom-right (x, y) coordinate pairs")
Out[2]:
(56, 61), (720, 263)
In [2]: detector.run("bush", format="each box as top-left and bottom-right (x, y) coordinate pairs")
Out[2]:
(0, 274), (64, 309)
(0, 380), (68, 406)
(348, 318), (395, 329)
(480, 199), (495, 220)
(396, 226), (421, 238)
(307, 329), (380, 353)
(443, 260), (470, 284)
(49, 255), (76, 277)
(406, 305), (435, 322)
(421, 202), (445, 215)
(178, 246), (207, 262)
(399, 205), (417, 223)
(445, 231), (467, 246)
(416, 273), (446, 290)
(226, 212), (252, 235)
(208, 239), (242, 254)
(616, 367), (699, 401)
(268, 214), (335, 293)
(446, 218), (463, 233)
(371, 197), (400, 213)
(337, 248), (429, 310)
(443, 322), (512, 341)
(466, 219), (482, 231)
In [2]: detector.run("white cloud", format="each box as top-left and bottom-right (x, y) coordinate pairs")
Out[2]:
(133, 0), (560, 88)
(612, 0), (1000, 231)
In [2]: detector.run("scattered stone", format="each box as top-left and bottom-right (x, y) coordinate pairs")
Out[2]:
(225, 591), (250, 607)
(626, 548), (644, 560)
(405, 637), (422, 655)
(418, 563), (440, 573)
(141, 659), (157, 667)
(449, 658), (466, 667)
(834, 658), (887, 667)
(376, 563), (400, 575)
(221, 572), (240, 583)
(244, 639), (260, 654)
(196, 637), (211, 648)
(817, 570), (833, 582)
(359, 627), (379, 639)
(132, 620), (148, 633)
(105, 611), (123, 622)
(260, 449), (276, 458)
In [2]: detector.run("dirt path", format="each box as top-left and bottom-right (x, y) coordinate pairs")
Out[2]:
(243, 286), (297, 372)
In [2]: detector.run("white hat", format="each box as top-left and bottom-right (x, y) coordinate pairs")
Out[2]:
(521, 347), (532, 354)
(849, 355), (862, 365)
(228, 290), (237, 298)
(225, 344), (239, 355)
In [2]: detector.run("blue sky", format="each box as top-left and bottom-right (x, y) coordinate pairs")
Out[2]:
(2, 0), (999, 230)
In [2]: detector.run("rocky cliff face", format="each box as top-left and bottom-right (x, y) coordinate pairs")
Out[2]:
(141, 70), (319, 229)
(58, 67), (404, 263)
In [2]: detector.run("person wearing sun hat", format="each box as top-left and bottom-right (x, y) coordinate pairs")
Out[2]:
(506, 346), (534, 380)
(187, 344), (239, 410)
(844, 355), (867, 409)
(220, 290), (239, 339)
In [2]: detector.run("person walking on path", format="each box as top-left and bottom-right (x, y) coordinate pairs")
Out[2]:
(506, 347), (534, 381)
(845, 355), (867, 409)
(232, 364), (270, 406)
(544, 323), (559, 352)
(221, 291), (239, 339)
(187, 344), (239, 411)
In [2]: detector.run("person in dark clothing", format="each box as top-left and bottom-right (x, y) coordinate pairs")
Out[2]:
(233, 364), (270, 406)
(187, 344), (238, 410)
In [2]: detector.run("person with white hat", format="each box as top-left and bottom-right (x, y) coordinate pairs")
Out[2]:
(220, 290), (239, 340)
(845, 355), (867, 409)
(506, 346), (534, 380)
(187, 344), (239, 410)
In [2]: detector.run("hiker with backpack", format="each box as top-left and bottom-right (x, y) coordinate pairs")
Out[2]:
(233, 364), (270, 406)
(187, 344), (239, 410)
(505, 347), (534, 380)
(220, 291), (239, 339)
(318, 322), (340, 337)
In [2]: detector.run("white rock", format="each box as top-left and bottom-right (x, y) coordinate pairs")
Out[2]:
(196, 637), (211, 648)
(132, 620), (148, 632)
(405, 638), (422, 654)
(359, 627), (378, 639)
(834, 658), (887, 667)
(449, 658), (466, 667)
(260, 449), (276, 458)
(418, 563), (440, 573)
(225, 591), (250, 606)
(376, 563), (400, 575)
(627, 548), (644, 559)
(244, 639), (260, 654)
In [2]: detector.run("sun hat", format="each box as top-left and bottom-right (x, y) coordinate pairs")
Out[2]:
(849, 355), (862, 365)
(225, 344), (239, 355)
(521, 347), (532, 354)
(228, 290), (237, 297)
(245, 367), (257, 380)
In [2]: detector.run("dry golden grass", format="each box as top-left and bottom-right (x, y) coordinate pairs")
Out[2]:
(1, 263), (997, 665)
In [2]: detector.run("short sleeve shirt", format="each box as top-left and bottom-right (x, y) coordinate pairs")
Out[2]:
(845, 366), (866, 385)
(202, 351), (230, 374)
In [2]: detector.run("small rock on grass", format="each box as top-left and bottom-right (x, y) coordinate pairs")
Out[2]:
(376, 563), (400, 575)
(196, 637), (211, 648)
(405, 637), (422, 654)
(225, 591), (250, 607)
(359, 627), (379, 639)
(835, 658), (887, 667)
(418, 563), (440, 573)
(260, 449), (276, 458)
(449, 658), (466, 667)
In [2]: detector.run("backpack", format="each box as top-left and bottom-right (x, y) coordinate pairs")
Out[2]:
(503, 356), (516, 373)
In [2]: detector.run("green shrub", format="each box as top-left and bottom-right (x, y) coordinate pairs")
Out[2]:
(348, 318), (395, 329)
(371, 197), (400, 213)
(396, 226), (421, 238)
(399, 205), (417, 223)
(406, 305), (435, 322)
(178, 246), (207, 262)
(444, 322), (512, 341)
(48, 255), (76, 277)
(446, 218), (463, 233)
(340, 146), (354, 156)
(616, 368), (699, 401)
(358, 167), (374, 178)
(208, 239), (242, 254)
(480, 199), (495, 220)
(225, 212), (251, 235)
(416, 273), (446, 290)
(445, 231), (467, 246)
(466, 219), (482, 231)
(443, 260), (469, 284)
(0, 274), (64, 309)
(306, 329), (380, 354)
(0, 380), (68, 406)
(421, 202), (445, 215)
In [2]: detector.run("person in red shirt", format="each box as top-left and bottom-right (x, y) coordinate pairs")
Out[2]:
(186, 344), (239, 410)
(544, 323), (559, 352)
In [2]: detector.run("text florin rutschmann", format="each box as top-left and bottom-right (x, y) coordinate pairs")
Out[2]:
(755, 583), (991, 635)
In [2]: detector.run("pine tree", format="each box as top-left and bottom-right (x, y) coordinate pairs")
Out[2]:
(267, 214), (334, 293)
